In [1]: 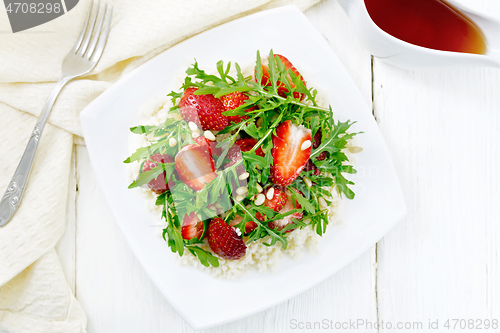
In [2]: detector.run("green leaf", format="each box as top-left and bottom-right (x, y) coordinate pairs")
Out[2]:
(186, 246), (219, 267)
(128, 166), (164, 189)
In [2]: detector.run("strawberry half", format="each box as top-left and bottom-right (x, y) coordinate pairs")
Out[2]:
(229, 215), (257, 234)
(257, 54), (306, 100)
(194, 136), (222, 158)
(235, 138), (265, 157)
(221, 138), (264, 171)
(313, 129), (327, 161)
(303, 160), (321, 176)
(220, 92), (255, 124)
(175, 144), (217, 191)
(179, 87), (228, 131)
(208, 218), (247, 260)
(181, 212), (205, 240)
(270, 120), (312, 186)
(141, 153), (175, 194)
(268, 189), (304, 232)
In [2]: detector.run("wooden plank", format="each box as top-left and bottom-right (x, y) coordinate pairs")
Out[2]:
(373, 0), (500, 330)
(55, 142), (77, 294)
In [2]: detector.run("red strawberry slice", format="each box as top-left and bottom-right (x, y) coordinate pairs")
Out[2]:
(141, 153), (175, 194)
(221, 138), (264, 171)
(257, 54), (307, 100)
(222, 144), (243, 169)
(179, 87), (228, 131)
(208, 218), (247, 260)
(175, 144), (217, 191)
(313, 129), (327, 161)
(229, 215), (257, 234)
(268, 189), (304, 232)
(303, 160), (322, 176)
(181, 212), (205, 240)
(256, 186), (287, 221)
(235, 138), (265, 157)
(220, 92), (255, 124)
(270, 120), (312, 186)
(194, 136), (222, 157)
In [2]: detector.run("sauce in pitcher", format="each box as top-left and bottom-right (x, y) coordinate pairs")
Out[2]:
(364, 0), (487, 54)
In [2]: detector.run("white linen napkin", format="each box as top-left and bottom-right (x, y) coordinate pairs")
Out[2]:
(0, 0), (319, 331)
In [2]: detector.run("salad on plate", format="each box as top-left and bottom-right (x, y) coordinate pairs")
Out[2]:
(125, 50), (361, 277)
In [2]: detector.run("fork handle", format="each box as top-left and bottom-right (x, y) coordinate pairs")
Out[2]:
(0, 77), (70, 227)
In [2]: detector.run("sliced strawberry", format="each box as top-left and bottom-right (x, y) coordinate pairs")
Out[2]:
(222, 144), (243, 169)
(221, 138), (264, 173)
(220, 92), (255, 124)
(194, 136), (222, 157)
(175, 144), (217, 191)
(229, 215), (257, 234)
(256, 186), (287, 221)
(257, 54), (306, 100)
(235, 138), (265, 157)
(268, 189), (304, 232)
(181, 212), (205, 240)
(141, 153), (175, 194)
(208, 218), (247, 260)
(313, 129), (327, 161)
(303, 160), (321, 176)
(179, 87), (228, 131)
(270, 120), (312, 186)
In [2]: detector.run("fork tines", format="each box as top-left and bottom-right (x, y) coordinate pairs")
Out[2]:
(72, 0), (113, 62)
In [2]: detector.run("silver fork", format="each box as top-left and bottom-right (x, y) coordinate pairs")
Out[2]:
(0, 1), (113, 227)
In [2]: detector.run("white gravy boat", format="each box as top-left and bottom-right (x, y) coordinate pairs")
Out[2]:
(337, 0), (500, 69)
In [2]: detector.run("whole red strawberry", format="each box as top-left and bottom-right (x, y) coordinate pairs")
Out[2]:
(220, 92), (255, 124)
(257, 54), (307, 100)
(256, 186), (287, 221)
(175, 144), (217, 191)
(179, 87), (228, 131)
(208, 218), (247, 260)
(141, 153), (175, 194)
(268, 189), (304, 232)
(181, 212), (205, 240)
(270, 120), (312, 186)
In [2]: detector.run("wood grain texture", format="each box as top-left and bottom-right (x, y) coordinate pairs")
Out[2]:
(373, 0), (500, 330)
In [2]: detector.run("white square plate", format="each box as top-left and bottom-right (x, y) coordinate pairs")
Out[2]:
(80, 5), (406, 329)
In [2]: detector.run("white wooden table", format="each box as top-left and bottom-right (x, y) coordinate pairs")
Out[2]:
(55, 0), (500, 331)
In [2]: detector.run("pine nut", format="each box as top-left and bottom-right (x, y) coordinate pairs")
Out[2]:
(301, 140), (312, 151)
(266, 187), (275, 200)
(303, 177), (312, 187)
(188, 121), (198, 131)
(169, 137), (177, 147)
(256, 183), (263, 193)
(235, 195), (244, 202)
(236, 186), (248, 195)
(191, 132), (200, 139)
(318, 197), (327, 208)
(255, 194), (265, 206)
(238, 172), (250, 180)
(204, 130), (216, 141)
(349, 146), (363, 153)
